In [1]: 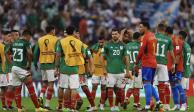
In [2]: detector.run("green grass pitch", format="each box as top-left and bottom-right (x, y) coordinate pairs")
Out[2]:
(0, 97), (194, 112)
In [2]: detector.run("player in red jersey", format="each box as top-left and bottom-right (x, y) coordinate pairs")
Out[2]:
(135, 22), (163, 111)
(165, 27), (187, 111)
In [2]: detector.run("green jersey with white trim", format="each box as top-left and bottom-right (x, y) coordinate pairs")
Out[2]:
(155, 33), (173, 65)
(102, 41), (127, 74)
(126, 41), (140, 71)
(183, 42), (191, 78)
(11, 39), (31, 69)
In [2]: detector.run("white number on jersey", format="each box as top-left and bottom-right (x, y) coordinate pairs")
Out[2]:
(156, 43), (165, 57)
(113, 50), (120, 55)
(13, 48), (23, 62)
(186, 53), (191, 65)
(128, 51), (138, 63)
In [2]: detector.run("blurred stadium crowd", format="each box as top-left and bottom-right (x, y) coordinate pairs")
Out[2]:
(0, 0), (194, 77)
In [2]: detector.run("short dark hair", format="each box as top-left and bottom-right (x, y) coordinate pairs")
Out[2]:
(22, 30), (32, 36)
(157, 23), (166, 31)
(140, 21), (150, 29)
(179, 31), (187, 40)
(11, 30), (19, 33)
(165, 26), (173, 34)
(98, 36), (104, 40)
(66, 26), (75, 35)
(111, 28), (120, 33)
(46, 25), (55, 33)
(133, 32), (141, 40)
(2, 30), (10, 35)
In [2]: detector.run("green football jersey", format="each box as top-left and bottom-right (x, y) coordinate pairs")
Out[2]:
(126, 41), (140, 71)
(102, 41), (127, 74)
(183, 42), (191, 78)
(56, 41), (78, 74)
(11, 39), (31, 69)
(85, 47), (92, 58)
(155, 33), (173, 65)
(4, 43), (12, 73)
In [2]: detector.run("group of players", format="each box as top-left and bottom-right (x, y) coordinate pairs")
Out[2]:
(0, 21), (191, 112)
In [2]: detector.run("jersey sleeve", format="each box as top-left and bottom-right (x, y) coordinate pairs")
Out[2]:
(26, 42), (31, 49)
(33, 43), (40, 65)
(101, 43), (108, 57)
(136, 36), (147, 64)
(86, 48), (92, 58)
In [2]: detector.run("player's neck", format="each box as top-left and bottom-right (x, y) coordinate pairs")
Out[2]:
(112, 39), (119, 43)
(144, 30), (149, 34)
(158, 31), (164, 34)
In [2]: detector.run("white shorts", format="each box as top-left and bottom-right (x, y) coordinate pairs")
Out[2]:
(58, 74), (80, 89)
(107, 73), (127, 88)
(7, 73), (13, 86)
(92, 75), (106, 85)
(41, 70), (56, 82)
(154, 64), (169, 85)
(181, 78), (189, 90)
(11, 66), (30, 86)
(128, 71), (142, 88)
(79, 75), (88, 86)
(0, 74), (8, 87)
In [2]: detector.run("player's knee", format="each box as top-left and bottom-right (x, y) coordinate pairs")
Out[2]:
(42, 80), (48, 85)
(92, 85), (98, 90)
(48, 81), (54, 87)
(101, 85), (106, 90)
(81, 85), (88, 92)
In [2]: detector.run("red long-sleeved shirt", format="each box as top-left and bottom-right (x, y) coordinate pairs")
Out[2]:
(136, 31), (157, 68)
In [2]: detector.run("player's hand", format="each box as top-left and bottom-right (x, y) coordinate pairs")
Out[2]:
(125, 71), (134, 80)
(133, 65), (139, 77)
(27, 66), (32, 74)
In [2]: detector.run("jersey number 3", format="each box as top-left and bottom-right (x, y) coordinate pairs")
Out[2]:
(13, 48), (23, 62)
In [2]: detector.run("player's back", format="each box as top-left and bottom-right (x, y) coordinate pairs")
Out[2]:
(155, 33), (173, 65)
(38, 34), (58, 64)
(127, 41), (140, 71)
(60, 35), (84, 66)
(11, 39), (30, 69)
(183, 41), (191, 77)
(140, 32), (157, 68)
(172, 35), (183, 72)
(91, 43), (104, 75)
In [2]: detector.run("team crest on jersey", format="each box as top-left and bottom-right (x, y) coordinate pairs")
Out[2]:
(120, 46), (123, 50)
(176, 46), (180, 50)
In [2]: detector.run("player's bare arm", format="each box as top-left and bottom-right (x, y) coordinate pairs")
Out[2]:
(100, 54), (107, 76)
(124, 55), (133, 80)
(27, 48), (32, 70)
(88, 56), (95, 74)
(170, 50), (176, 64)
